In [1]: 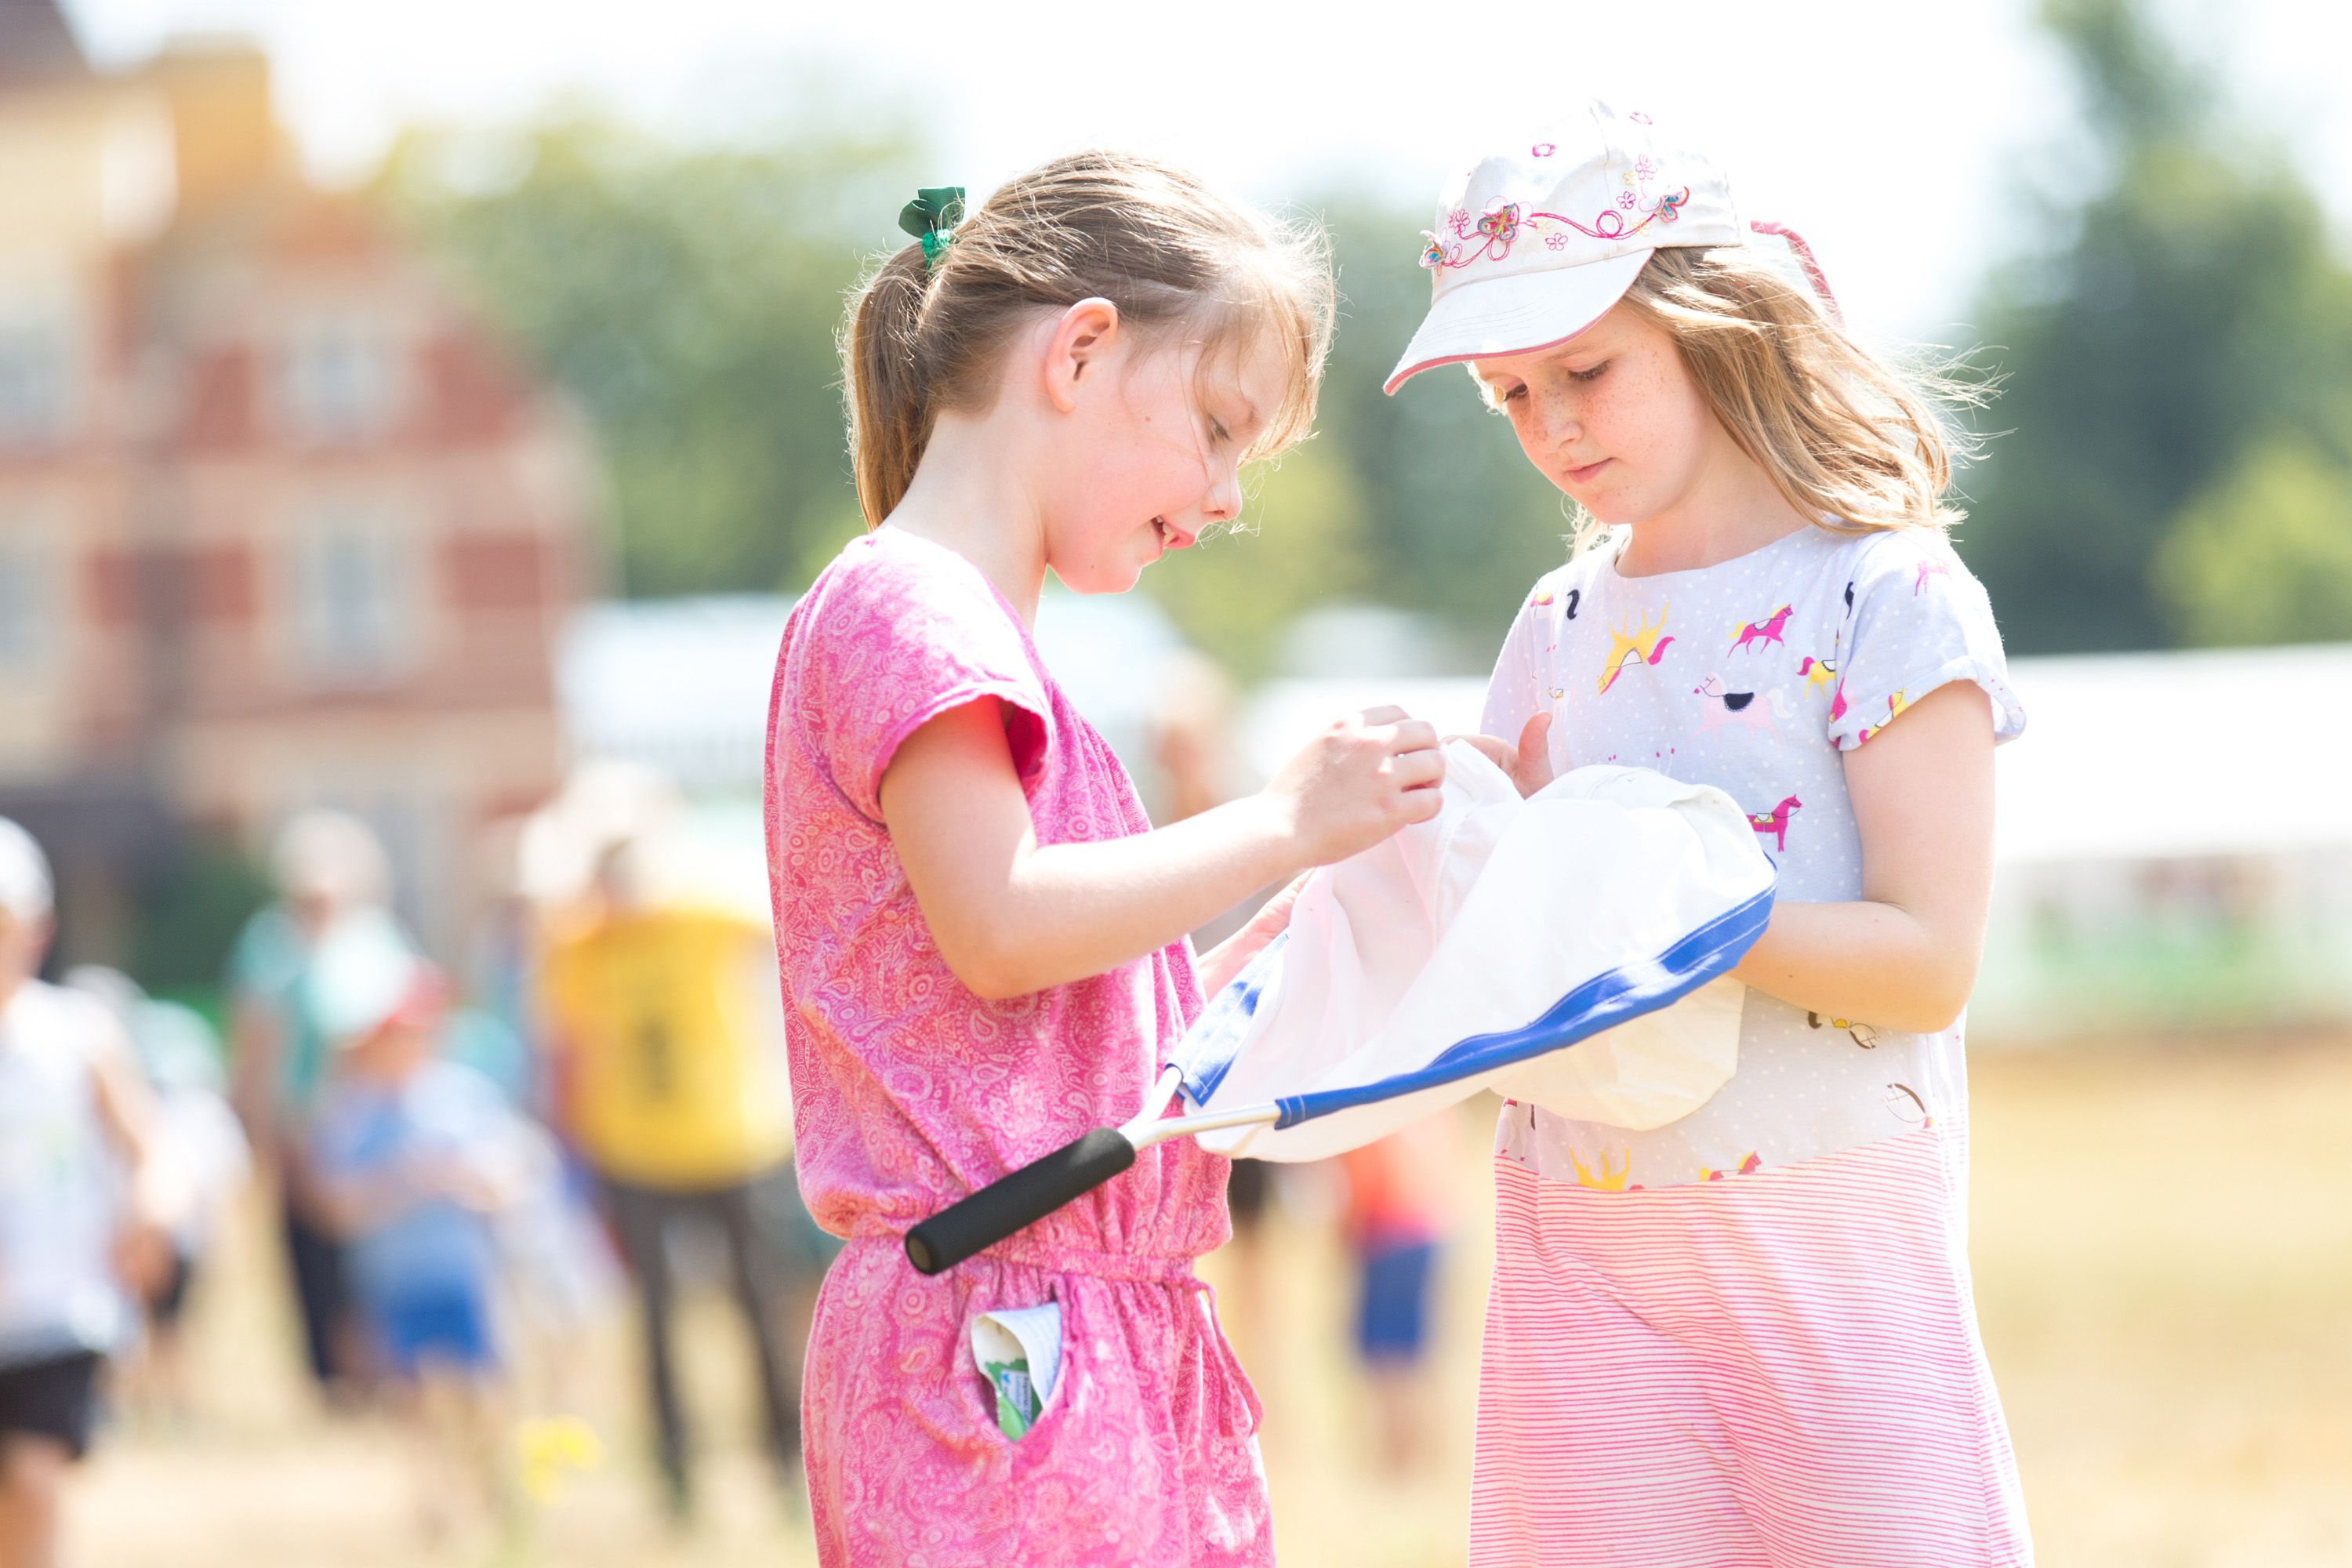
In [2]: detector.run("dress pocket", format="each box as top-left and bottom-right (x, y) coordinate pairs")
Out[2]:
(970, 1298), (1068, 1443)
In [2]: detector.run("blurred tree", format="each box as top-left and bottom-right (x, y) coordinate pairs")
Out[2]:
(127, 838), (274, 997)
(2156, 433), (2352, 644)
(1305, 196), (1580, 638)
(1959, 0), (2352, 652)
(1143, 440), (1374, 680)
(378, 111), (916, 597)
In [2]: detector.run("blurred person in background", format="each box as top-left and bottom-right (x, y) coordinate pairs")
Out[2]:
(537, 827), (818, 1521)
(0, 820), (178, 1568)
(225, 810), (418, 1402)
(1334, 1116), (1457, 1477)
(61, 967), (250, 1430)
(309, 956), (532, 1546)
(1149, 652), (1281, 1361)
(461, 813), (622, 1419)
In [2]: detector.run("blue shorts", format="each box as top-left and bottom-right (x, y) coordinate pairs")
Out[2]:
(372, 1287), (499, 1380)
(1355, 1240), (1438, 1363)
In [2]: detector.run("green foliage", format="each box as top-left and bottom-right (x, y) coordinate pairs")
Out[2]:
(378, 112), (917, 597)
(1959, 0), (2352, 653)
(1308, 196), (1581, 633)
(2157, 434), (2352, 645)
(127, 838), (273, 994)
(1141, 440), (1374, 680)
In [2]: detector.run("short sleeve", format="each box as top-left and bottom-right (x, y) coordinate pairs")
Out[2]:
(1480, 581), (1552, 742)
(1828, 532), (2027, 752)
(786, 534), (1052, 821)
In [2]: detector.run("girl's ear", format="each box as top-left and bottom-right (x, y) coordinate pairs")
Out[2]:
(1041, 297), (1121, 414)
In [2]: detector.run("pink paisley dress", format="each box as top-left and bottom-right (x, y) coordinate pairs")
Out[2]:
(764, 526), (1270, 1567)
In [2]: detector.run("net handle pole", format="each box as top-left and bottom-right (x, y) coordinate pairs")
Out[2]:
(1121, 1065), (1281, 1150)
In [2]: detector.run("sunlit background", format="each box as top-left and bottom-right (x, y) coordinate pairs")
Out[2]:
(3, 0), (2350, 1561)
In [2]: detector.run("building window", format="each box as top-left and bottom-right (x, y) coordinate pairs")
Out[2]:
(0, 537), (55, 670)
(0, 319), (68, 446)
(289, 506), (417, 684)
(280, 318), (401, 442)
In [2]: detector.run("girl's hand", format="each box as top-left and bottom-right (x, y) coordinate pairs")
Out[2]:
(1196, 872), (1312, 996)
(882, 699), (1436, 1001)
(1454, 713), (1557, 797)
(1262, 706), (1445, 867)
(111, 1219), (174, 1298)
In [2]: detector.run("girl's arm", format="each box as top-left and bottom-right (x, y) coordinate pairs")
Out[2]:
(880, 700), (1443, 1000)
(1728, 682), (1995, 1033)
(90, 1025), (182, 1291)
(228, 994), (284, 1159)
(1471, 684), (1994, 1033)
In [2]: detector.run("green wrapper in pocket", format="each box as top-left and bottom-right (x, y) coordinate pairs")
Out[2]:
(971, 1302), (1063, 1440)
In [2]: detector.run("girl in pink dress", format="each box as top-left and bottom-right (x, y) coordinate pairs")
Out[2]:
(764, 156), (1445, 1566)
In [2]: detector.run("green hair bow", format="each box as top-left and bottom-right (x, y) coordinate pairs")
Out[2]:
(898, 187), (968, 270)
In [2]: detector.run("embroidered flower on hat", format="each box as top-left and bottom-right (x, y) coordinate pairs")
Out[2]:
(1532, 141), (1556, 158)
(1412, 183), (1696, 269)
(1446, 208), (1472, 238)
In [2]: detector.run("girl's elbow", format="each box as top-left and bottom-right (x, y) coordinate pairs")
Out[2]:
(1896, 999), (1967, 1036)
(956, 965), (1030, 1002)
(1895, 967), (1979, 1034)
(937, 934), (1039, 1002)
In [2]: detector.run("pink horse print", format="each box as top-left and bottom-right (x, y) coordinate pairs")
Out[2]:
(1748, 793), (1802, 851)
(1730, 603), (1794, 653)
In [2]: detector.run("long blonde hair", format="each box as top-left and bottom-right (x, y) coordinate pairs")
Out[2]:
(1560, 243), (1984, 554)
(844, 152), (1335, 526)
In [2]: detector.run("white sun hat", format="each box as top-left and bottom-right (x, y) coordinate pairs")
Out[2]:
(1385, 101), (1749, 394)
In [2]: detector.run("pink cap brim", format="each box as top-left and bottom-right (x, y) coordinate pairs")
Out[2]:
(1384, 248), (1653, 395)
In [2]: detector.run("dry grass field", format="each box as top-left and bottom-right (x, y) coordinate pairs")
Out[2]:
(60, 1037), (2352, 1567)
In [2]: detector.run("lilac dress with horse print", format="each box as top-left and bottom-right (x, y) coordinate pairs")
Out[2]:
(1480, 524), (2026, 1192)
(764, 527), (1269, 1567)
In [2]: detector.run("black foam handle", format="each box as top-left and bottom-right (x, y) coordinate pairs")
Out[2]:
(904, 1127), (1138, 1276)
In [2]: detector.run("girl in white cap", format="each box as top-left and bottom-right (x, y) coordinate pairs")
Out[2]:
(1392, 105), (2034, 1566)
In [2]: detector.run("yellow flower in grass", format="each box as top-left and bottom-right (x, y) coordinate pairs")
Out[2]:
(516, 1415), (604, 1505)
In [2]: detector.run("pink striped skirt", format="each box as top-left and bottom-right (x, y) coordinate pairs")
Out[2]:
(1471, 1127), (2033, 1567)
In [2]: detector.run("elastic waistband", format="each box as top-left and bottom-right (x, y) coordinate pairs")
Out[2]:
(845, 1226), (1203, 1287)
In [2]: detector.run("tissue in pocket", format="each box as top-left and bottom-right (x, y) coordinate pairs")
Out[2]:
(971, 1302), (1062, 1439)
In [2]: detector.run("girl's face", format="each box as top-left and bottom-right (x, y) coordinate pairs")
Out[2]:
(1475, 303), (1727, 527)
(1042, 329), (1285, 594)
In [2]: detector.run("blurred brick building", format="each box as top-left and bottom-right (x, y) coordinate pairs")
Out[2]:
(0, 0), (600, 963)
